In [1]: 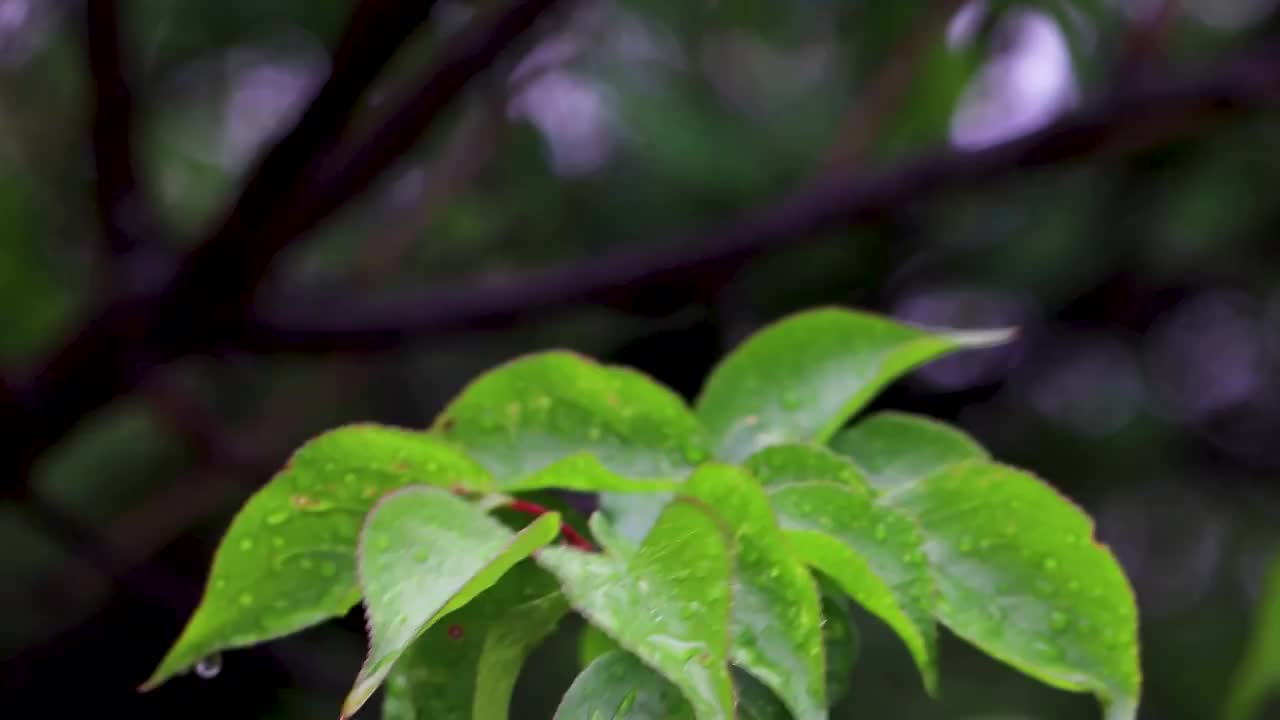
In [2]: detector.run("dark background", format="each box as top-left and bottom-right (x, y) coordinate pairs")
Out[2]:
(1, 0), (1278, 718)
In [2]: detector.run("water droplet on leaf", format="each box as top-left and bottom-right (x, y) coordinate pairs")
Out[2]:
(194, 653), (222, 679)
(265, 511), (290, 526)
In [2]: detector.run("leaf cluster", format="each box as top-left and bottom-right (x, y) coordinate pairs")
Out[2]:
(143, 307), (1140, 720)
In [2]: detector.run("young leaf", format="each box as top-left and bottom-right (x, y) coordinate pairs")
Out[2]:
(682, 464), (827, 719)
(142, 425), (492, 690)
(746, 445), (938, 693)
(538, 499), (735, 719)
(1222, 550), (1280, 720)
(433, 351), (710, 489)
(554, 650), (695, 720)
(891, 461), (1141, 718)
(344, 488), (561, 718)
(695, 307), (1013, 462)
(829, 411), (989, 495)
(382, 562), (569, 720)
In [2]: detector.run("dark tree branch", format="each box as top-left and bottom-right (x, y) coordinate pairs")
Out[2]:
(243, 42), (1280, 353)
(160, 0), (445, 327)
(0, 0), (560, 494)
(85, 0), (154, 279)
(248, 0), (566, 254)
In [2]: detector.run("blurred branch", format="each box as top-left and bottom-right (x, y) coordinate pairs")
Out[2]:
(0, 0), (561, 493)
(1114, 0), (1180, 83)
(260, 0), (565, 251)
(824, 0), (966, 170)
(244, 41), (1280, 352)
(85, 0), (150, 273)
(162, 0), (446, 323)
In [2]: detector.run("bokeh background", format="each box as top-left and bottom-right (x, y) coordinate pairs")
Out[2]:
(1, 0), (1278, 718)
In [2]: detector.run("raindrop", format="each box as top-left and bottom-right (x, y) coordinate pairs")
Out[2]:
(780, 391), (802, 410)
(959, 536), (975, 553)
(194, 653), (222, 679)
(1041, 557), (1059, 572)
(238, 592), (254, 607)
(265, 511), (290, 526)
(873, 523), (888, 541)
(1049, 611), (1070, 631)
(238, 538), (254, 551)
(271, 536), (285, 548)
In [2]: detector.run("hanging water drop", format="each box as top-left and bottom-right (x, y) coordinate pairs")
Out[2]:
(194, 653), (222, 679)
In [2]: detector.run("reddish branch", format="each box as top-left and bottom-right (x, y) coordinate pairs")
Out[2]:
(506, 499), (596, 551)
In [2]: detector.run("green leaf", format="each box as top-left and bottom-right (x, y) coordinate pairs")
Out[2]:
(579, 623), (622, 669)
(554, 650), (695, 720)
(891, 461), (1141, 717)
(344, 487), (561, 717)
(746, 444), (938, 693)
(538, 499), (735, 719)
(695, 307), (1014, 462)
(682, 464), (827, 719)
(733, 668), (792, 720)
(433, 351), (710, 488)
(383, 562), (569, 720)
(830, 411), (989, 495)
(142, 425), (492, 690)
(818, 589), (859, 707)
(433, 351), (705, 538)
(1222, 550), (1280, 720)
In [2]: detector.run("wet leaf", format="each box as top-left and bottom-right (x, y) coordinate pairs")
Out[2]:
(538, 500), (735, 719)
(830, 411), (989, 495)
(579, 623), (622, 669)
(142, 425), (492, 690)
(382, 562), (568, 720)
(892, 461), (1141, 718)
(746, 444), (938, 693)
(733, 668), (791, 720)
(683, 465), (827, 719)
(433, 351), (709, 488)
(818, 589), (859, 707)
(695, 307), (1013, 462)
(433, 351), (707, 539)
(554, 650), (695, 720)
(344, 488), (560, 717)
(1222, 550), (1280, 720)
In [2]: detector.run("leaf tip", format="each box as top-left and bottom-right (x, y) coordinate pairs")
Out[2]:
(947, 326), (1020, 348)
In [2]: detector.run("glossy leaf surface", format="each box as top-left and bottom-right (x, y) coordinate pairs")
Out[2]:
(538, 500), (735, 719)
(382, 562), (568, 720)
(345, 488), (560, 717)
(143, 425), (492, 689)
(682, 464), (827, 719)
(433, 351), (709, 488)
(830, 411), (988, 494)
(554, 650), (695, 720)
(695, 307), (1013, 461)
(746, 445), (938, 692)
(892, 462), (1141, 718)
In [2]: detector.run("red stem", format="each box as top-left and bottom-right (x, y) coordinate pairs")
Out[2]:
(506, 498), (596, 551)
